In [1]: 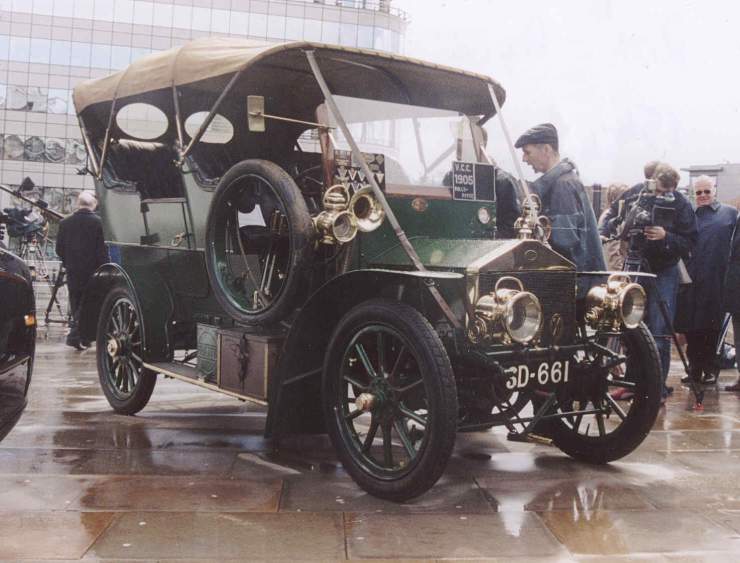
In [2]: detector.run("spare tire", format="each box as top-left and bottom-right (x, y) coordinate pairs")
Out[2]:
(205, 159), (313, 325)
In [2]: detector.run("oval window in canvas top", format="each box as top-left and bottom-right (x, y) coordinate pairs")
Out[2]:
(116, 103), (169, 140)
(184, 112), (234, 144)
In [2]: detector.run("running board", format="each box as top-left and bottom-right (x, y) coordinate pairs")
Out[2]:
(144, 361), (268, 407)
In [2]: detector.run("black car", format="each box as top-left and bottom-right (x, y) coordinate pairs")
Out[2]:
(0, 240), (35, 442)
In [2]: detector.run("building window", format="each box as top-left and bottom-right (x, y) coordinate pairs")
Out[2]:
(9, 37), (30, 63)
(50, 39), (72, 66)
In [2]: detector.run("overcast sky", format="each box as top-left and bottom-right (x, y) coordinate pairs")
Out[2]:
(395, 0), (740, 187)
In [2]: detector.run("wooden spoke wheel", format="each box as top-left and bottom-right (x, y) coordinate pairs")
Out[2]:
(534, 323), (662, 463)
(96, 286), (156, 415)
(323, 299), (458, 502)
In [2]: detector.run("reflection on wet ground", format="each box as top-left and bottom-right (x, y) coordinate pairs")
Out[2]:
(1, 334), (740, 560)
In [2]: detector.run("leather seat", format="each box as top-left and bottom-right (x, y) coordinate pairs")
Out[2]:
(104, 140), (184, 199)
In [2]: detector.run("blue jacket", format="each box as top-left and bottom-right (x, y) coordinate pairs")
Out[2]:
(532, 159), (605, 296)
(675, 202), (737, 331)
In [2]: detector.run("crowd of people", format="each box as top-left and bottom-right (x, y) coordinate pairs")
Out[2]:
(515, 122), (740, 402)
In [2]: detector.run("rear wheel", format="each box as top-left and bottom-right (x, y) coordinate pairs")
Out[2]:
(535, 323), (661, 463)
(323, 299), (458, 501)
(96, 286), (156, 415)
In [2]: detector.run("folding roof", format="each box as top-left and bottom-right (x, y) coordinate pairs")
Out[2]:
(73, 37), (506, 117)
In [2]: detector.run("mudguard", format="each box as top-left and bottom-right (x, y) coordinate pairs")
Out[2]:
(79, 262), (174, 362)
(265, 268), (463, 438)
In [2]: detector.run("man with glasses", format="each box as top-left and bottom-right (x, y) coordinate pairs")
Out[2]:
(676, 176), (737, 385)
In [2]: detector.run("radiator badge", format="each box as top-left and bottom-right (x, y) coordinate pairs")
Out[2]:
(524, 249), (538, 262)
(550, 313), (563, 344)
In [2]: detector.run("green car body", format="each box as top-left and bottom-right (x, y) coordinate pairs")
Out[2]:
(73, 38), (661, 501)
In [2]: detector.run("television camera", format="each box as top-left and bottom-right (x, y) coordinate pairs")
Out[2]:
(608, 179), (677, 270)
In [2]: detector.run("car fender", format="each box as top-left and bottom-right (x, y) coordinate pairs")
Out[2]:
(79, 263), (174, 362)
(265, 268), (463, 438)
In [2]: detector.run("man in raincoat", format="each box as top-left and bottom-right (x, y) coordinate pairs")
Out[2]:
(675, 176), (737, 384)
(514, 123), (605, 297)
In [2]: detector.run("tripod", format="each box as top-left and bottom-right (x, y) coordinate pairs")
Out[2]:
(623, 245), (704, 408)
(44, 266), (69, 325)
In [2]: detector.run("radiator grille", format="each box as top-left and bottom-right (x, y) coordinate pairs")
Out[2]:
(478, 271), (577, 346)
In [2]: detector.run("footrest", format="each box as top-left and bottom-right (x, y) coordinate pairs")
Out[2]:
(506, 432), (553, 446)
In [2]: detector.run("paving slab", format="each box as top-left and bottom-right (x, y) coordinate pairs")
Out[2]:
(476, 475), (657, 512)
(540, 509), (740, 556)
(280, 473), (494, 514)
(86, 512), (345, 560)
(69, 476), (283, 512)
(0, 512), (115, 559)
(344, 512), (566, 559)
(0, 475), (94, 512)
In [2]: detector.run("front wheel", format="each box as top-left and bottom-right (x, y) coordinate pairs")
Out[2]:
(96, 286), (157, 415)
(535, 323), (662, 463)
(323, 299), (458, 502)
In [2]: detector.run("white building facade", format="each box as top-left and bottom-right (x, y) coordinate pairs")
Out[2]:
(0, 0), (407, 213)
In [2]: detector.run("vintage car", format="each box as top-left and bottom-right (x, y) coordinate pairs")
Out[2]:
(0, 218), (35, 442)
(73, 38), (661, 501)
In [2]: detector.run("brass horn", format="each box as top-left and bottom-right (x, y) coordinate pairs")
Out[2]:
(349, 187), (386, 233)
(313, 184), (358, 244)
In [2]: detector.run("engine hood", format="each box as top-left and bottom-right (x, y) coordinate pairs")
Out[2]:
(365, 237), (574, 273)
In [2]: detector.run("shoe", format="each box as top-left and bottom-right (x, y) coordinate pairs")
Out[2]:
(702, 374), (718, 385)
(666, 386), (674, 395)
(611, 388), (635, 401)
(725, 381), (740, 392)
(65, 337), (85, 351)
(680, 374), (693, 384)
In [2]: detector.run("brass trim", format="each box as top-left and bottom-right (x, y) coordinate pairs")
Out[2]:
(144, 361), (268, 407)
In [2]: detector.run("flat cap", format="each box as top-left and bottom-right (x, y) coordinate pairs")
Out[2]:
(514, 123), (558, 149)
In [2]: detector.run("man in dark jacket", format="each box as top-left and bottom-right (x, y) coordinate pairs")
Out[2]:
(599, 163), (697, 401)
(723, 213), (740, 392)
(515, 123), (605, 296)
(56, 191), (108, 350)
(675, 176), (737, 384)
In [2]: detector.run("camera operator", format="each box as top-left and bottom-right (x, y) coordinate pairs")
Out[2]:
(600, 162), (697, 402)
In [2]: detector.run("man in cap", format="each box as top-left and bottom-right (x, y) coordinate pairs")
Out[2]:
(514, 123), (605, 295)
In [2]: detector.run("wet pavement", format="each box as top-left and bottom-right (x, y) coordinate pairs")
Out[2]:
(2, 331), (740, 561)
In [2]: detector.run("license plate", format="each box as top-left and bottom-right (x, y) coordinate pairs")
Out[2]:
(503, 360), (570, 390)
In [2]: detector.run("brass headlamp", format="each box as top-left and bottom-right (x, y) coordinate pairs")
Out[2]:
(584, 273), (646, 330)
(469, 276), (543, 345)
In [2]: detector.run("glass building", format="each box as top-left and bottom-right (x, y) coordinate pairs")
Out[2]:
(0, 0), (407, 214)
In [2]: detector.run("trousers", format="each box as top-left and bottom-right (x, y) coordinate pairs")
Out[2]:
(641, 264), (679, 399)
(685, 329), (720, 379)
